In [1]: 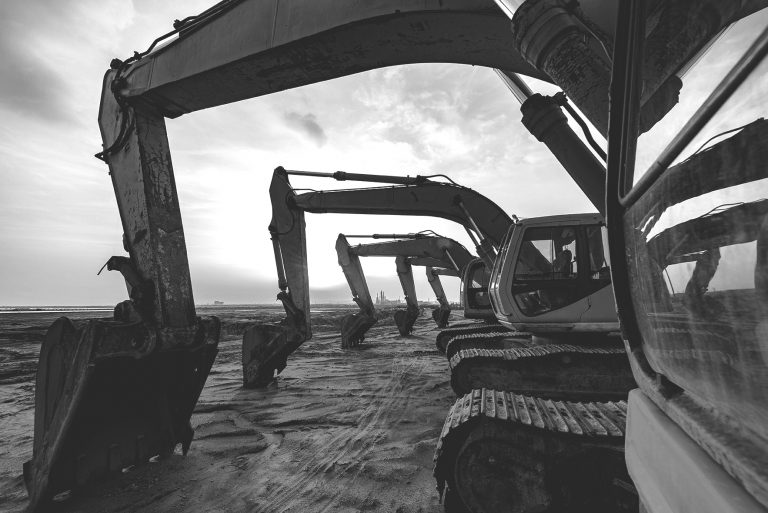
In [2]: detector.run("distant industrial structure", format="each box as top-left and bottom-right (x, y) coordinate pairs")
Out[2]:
(374, 291), (401, 306)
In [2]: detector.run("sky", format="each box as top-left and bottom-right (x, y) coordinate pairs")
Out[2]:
(0, 0), (600, 306)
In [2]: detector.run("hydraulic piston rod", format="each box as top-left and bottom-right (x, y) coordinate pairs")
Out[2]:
(495, 69), (533, 103)
(283, 168), (434, 186)
(493, 72), (607, 214)
(455, 199), (497, 264)
(344, 233), (429, 239)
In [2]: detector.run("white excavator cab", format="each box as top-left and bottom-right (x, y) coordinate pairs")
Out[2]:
(489, 213), (619, 334)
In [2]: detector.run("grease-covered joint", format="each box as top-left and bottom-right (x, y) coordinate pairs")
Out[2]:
(512, 0), (612, 135)
(102, 256), (156, 325)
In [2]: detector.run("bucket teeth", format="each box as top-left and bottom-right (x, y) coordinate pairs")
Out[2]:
(24, 316), (219, 512)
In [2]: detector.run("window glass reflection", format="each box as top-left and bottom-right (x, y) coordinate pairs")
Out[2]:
(632, 5), (768, 183)
(624, 36), (768, 441)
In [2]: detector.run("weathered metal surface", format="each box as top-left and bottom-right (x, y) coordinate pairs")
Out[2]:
(115, 0), (551, 117)
(340, 236), (471, 332)
(520, 93), (606, 214)
(448, 337), (635, 398)
(242, 315), (305, 386)
(352, 237), (475, 271)
(431, 306), (451, 329)
(98, 71), (196, 332)
(393, 306), (420, 337)
(434, 388), (635, 513)
(336, 234), (378, 347)
(24, 316), (219, 512)
(444, 330), (528, 360)
(393, 256), (419, 336)
(435, 322), (509, 352)
(337, 235), (376, 316)
(292, 180), (512, 249)
(340, 311), (378, 349)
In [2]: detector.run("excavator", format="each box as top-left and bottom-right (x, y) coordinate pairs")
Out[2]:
(25, 1), (554, 504)
(432, 2), (768, 513)
(24, 0), (767, 512)
(22, 2), (625, 511)
(433, 213), (638, 513)
(257, 116), (633, 512)
(25, 3), (628, 511)
(242, 166), (515, 386)
(336, 233), (474, 340)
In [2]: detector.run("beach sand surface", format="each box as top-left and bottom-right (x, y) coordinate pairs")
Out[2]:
(0, 305), (458, 513)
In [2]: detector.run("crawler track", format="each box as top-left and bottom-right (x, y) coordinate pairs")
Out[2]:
(447, 334), (635, 398)
(434, 388), (637, 513)
(435, 323), (511, 353)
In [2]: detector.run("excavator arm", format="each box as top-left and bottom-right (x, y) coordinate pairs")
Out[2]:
(348, 236), (475, 270)
(241, 175), (313, 387)
(426, 266), (453, 328)
(394, 256), (421, 335)
(335, 234), (377, 348)
(337, 234), (473, 339)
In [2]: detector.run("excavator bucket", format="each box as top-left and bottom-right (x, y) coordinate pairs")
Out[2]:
(24, 315), (219, 512)
(242, 325), (290, 387)
(431, 306), (451, 328)
(393, 305), (420, 336)
(340, 312), (377, 348)
(242, 290), (309, 388)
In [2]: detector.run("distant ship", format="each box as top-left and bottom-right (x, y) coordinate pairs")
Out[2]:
(374, 291), (401, 306)
(213, 300), (224, 305)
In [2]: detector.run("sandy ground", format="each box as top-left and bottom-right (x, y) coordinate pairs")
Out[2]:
(0, 305), (459, 513)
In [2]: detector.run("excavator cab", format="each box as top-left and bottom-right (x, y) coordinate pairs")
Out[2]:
(489, 214), (618, 335)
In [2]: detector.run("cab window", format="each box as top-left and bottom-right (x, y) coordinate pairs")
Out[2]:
(619, 3), (768, 446)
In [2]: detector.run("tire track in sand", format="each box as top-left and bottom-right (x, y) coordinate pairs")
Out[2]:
(253, 357), (427, 513)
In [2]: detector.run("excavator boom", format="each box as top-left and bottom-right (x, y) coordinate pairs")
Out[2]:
(284, 168), (511, 265)
(347, 236), (474, 270)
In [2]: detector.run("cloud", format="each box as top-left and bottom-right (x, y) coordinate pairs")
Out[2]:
(0, 31), (70, 122)
(283, 111), (327, 146)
